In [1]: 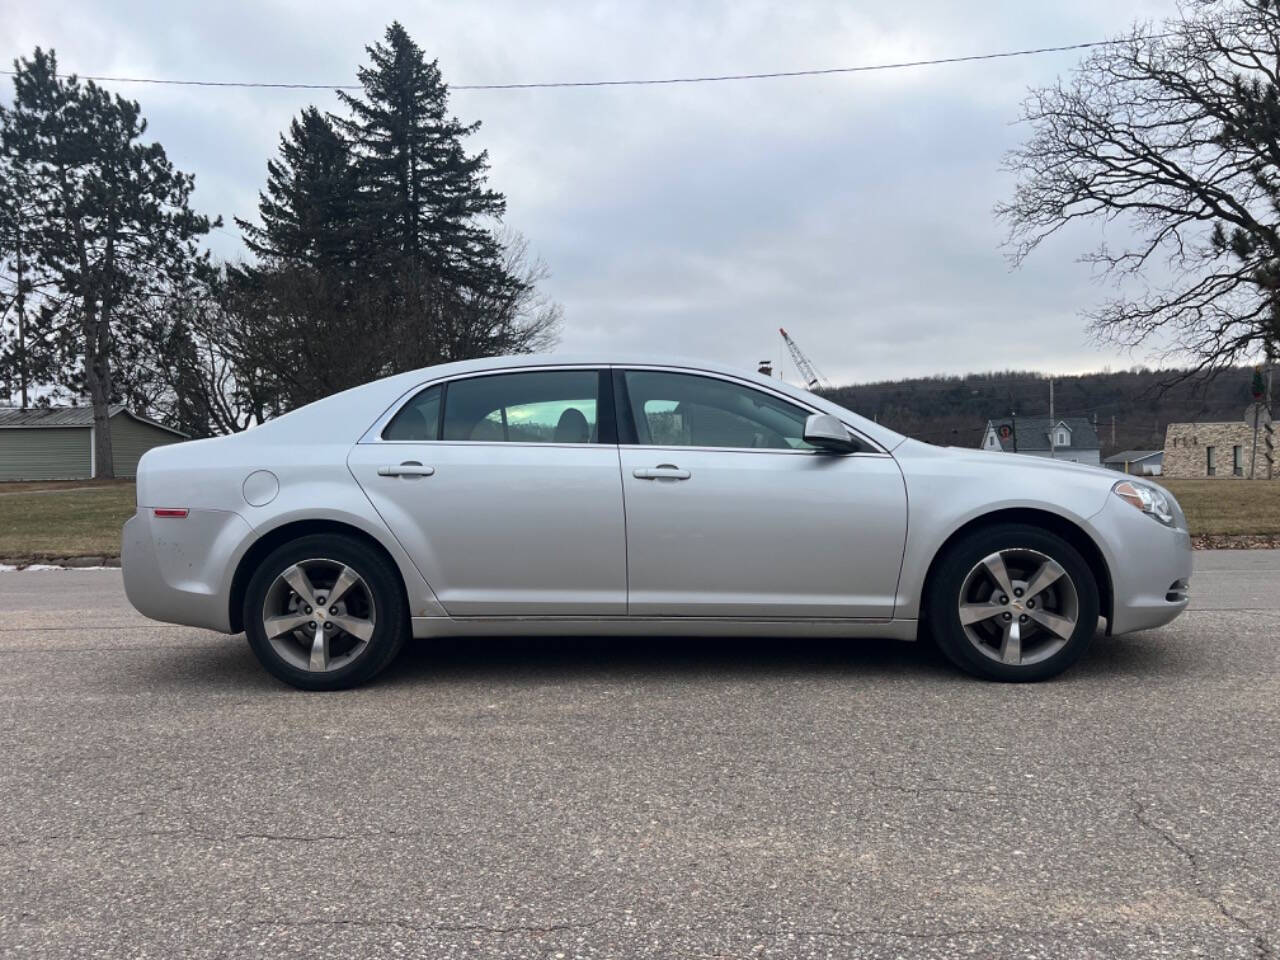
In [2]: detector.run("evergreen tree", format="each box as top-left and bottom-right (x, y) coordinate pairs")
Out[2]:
(236, 107), (362, 274)
(225, 22), (560, 429)
(0, 49), (217, 475)
(336, 22), (512, 292)
(0, 100), (60, 407)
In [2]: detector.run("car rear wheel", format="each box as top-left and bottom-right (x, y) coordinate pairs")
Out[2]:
(243, 533), (408, 690)
(926, 523), (1100, 682)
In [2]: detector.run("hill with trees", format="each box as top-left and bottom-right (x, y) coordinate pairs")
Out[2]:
(823, 366), (1265, 455)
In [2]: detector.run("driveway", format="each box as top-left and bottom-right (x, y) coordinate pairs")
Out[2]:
(1, 552), (1277, 958)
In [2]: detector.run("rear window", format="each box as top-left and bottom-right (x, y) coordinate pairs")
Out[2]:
(382, 384), (441, 441)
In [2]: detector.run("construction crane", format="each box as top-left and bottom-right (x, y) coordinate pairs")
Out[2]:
(778, 328), (833, 392)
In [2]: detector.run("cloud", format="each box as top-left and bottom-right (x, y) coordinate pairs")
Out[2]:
(3, 0), (1177, 385)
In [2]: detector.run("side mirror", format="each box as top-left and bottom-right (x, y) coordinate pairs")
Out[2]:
(803, 413), (857, 453)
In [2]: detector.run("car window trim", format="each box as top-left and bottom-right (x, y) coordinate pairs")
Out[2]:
(612, 365), (886, 456)
(360, 363), (887, 455)
(596, 370), (619, 445)
(380, 381), (444, 443)
(363, 365), (615, 446)
(612, 369), (640, 445)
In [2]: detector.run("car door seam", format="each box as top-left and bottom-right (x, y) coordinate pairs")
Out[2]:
(615, 441), (631, 615)
(342, 454), (444, 607)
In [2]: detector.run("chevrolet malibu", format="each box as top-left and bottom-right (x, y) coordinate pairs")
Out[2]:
(123, 356), (1192, 690)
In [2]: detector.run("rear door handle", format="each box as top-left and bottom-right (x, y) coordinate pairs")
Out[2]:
(378, 462), (435, 477)
(633, 465), (691, 480)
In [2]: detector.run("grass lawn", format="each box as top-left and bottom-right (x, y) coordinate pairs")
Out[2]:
(1161, 478), (1280, 537)
(0, 483), (136, 559)
(0, 477), (1277, 561)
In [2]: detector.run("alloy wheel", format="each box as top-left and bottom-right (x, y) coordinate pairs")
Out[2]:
(956, 548), (1079, 667)
(261, 558), (377, 673)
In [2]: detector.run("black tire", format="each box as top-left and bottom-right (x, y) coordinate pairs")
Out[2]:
(243, 533), (408, 691)
(925, 523), (1100, 682)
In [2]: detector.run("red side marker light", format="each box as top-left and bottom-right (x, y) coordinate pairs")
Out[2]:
(153, 508), (189, 518)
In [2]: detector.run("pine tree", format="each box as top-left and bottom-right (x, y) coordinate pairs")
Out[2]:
(224, 22), (560, 427)
(1, 49), (217, 476)
(236, 107), (362, 273)
(336, 22), (512, 292)
(0, 98), (59, 407)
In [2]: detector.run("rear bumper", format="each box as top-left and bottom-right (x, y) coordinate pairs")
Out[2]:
(1089, 495), (1193, 636)
(122, 507), (253, 633)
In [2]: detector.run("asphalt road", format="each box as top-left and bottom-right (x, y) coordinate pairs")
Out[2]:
(2, 552), (1278, 959)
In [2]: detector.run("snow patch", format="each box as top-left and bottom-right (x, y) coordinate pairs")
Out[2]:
(0, 564), (118, 572)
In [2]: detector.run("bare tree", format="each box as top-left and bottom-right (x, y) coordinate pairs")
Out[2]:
(131, 288), (278, 437)
(411, 229), (562, 365)
(222, 231), (560, 418)
(998, 0), (1280, 375)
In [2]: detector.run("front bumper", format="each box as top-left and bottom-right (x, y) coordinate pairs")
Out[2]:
(122, 507), (253, 633)
(1089, 493), (1193, 636)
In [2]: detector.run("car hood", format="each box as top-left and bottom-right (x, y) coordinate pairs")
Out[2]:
(893, 439), (1134, 494)
(937, 445), (1119, 481)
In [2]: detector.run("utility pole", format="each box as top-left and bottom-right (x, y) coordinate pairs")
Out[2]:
(1111, 414), (1116, 447)
(1250, 412), (1260, 479)
(1267, 353), (1275, 481)
(1049, 378), (1056, 459)
(1250, 365), (1265, 479)
(14, 221), (28, 409)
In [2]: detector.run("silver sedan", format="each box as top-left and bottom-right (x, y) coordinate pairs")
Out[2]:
(122, 356), (1192, 689)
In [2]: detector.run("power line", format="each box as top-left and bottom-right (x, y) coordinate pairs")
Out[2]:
(0, 36), (1174, 93)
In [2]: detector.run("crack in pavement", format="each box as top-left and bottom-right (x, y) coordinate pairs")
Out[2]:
(760, 924), (1023, 942)
(243, 917), (605, 936)
(867, 770), (1035, 801)
(1129, 789), (1274, 960)
(758, 914), (1152, 945)
(0, 828), (422, 848)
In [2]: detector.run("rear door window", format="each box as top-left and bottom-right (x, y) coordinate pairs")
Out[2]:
(441, 371), (601, 444)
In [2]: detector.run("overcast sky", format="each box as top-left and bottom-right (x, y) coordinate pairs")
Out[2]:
(3, 0), (1178, 386)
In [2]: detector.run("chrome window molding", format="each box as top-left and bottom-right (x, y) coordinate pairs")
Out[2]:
(359, 361), (886, 455)
(614, 364), (886, 456)
(358, 364), (607, 445)
(623, 444), (891, 458)
(373, 440), (615, 450)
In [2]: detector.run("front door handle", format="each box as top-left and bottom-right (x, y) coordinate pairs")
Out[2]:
(378, 461), (435, 478)
(633, 464), (691, 481)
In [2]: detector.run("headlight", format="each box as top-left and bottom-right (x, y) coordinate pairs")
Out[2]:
(1113, 480), (1175, 526)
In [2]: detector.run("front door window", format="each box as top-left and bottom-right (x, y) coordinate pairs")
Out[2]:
(621, 370), (816, 450)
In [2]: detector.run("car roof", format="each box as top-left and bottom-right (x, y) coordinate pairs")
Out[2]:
(255, 353), (907, 452)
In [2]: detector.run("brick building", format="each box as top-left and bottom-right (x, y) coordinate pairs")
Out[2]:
(1163, 422), (1276, 479)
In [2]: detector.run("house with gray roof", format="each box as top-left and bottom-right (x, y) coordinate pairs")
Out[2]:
(979, 416), (1102, 466)
(0, 405), (188, 481)
(1102, 449), (1163, 476)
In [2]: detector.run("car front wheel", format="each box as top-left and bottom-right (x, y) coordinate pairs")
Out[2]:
(243, 533), (408, 690)
(926, 523), (1100, 682)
